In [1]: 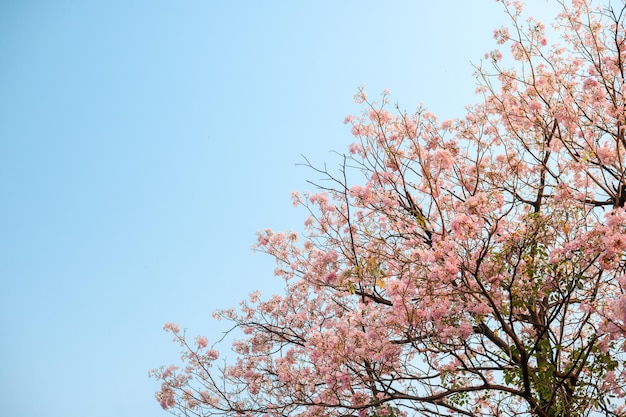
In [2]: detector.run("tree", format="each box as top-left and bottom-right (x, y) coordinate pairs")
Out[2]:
(151, 1), (626, 416)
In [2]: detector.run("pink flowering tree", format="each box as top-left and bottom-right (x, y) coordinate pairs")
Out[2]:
(152, 1), (626, 416)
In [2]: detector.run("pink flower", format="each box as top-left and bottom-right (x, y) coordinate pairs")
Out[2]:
(528, 100), (542, 112)
(196, 336), (208, 349)
(157, 386), (176, 409)
(494, 27), (510, 44)
(349, 142), (363, 154)
(249, 290), (261, 303)
(163, 322), (180, 334)
(583, 78), (599, 90)
(431, 148), (455, 170)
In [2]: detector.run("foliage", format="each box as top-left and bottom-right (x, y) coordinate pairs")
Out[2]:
(152, 1), (626, 416)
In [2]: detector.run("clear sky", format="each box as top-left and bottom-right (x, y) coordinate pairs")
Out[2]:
(0, 1), (562, 416)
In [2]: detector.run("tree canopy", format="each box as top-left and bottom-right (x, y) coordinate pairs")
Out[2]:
(152, 1), (626, 416)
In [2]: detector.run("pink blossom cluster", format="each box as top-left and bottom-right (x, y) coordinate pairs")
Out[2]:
(153, 1), (626, 416)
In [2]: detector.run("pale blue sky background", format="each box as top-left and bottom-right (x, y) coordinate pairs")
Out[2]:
(0, 1), (561, 416)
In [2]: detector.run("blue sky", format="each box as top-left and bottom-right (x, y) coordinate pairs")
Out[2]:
(0, 1), (561, 416)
